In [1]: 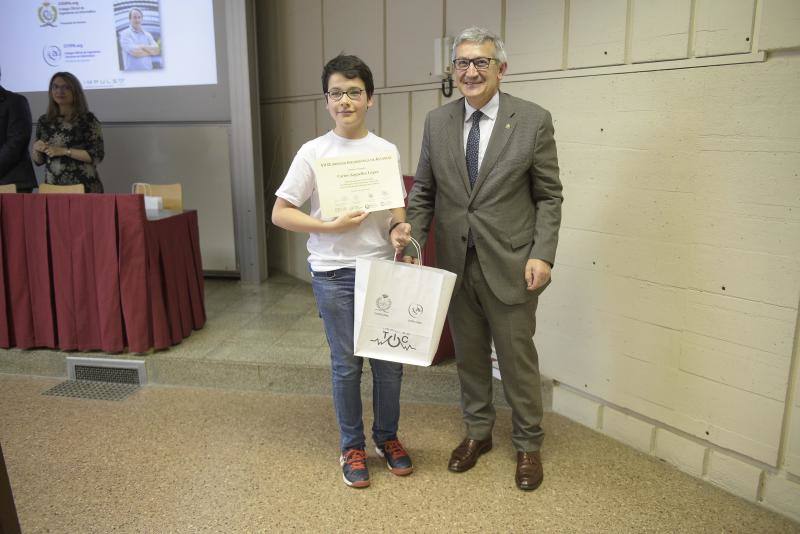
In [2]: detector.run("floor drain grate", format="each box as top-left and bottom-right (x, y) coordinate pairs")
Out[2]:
(43, 380), (140, 401)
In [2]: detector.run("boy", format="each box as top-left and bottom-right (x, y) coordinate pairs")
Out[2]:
(271, 55), (413, 488)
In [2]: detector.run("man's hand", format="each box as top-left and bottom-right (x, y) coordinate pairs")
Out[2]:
(326, 210), (368, 232)
(525, 259), (551, 291)
(390, 222), (411, 252)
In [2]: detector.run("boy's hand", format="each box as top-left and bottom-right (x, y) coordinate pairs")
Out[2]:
(390, 222), (411, 251)
(327, 210), (368, 232)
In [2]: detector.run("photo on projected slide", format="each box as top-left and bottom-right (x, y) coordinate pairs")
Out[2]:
(115, 1), (164, 71)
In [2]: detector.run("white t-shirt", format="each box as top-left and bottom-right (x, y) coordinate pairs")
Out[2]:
(275, 130), (406, 272)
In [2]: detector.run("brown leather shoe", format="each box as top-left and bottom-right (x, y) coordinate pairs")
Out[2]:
(448, 438), (492, 472)
(516, 451), (543, 491)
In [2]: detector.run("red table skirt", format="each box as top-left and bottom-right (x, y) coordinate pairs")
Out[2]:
(0, 193), (205, 353)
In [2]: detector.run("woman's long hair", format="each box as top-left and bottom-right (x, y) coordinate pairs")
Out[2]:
(46, 71), (90, 121)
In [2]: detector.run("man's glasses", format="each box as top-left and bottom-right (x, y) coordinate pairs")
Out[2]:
(453, 57), (497, 71)
(326, 88), (365, 101)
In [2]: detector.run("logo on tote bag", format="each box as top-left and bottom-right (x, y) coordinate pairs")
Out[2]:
(370, 329), (416, 351)
(374, 294), (392, 317)
(408, 303), (424, 324)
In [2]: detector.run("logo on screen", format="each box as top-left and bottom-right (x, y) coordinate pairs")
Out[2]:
(38, 2), (58, 27)
(43, 46), (62, 67)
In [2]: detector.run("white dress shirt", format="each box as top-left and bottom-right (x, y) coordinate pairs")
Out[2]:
(463, 91), (500, 172)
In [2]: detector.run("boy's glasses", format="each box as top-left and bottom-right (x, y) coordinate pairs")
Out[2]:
(326, 88), (364, 101)
(453, 57), (496, 71)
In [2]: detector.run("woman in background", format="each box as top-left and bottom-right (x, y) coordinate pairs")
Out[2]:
(32, 72), (104, 192)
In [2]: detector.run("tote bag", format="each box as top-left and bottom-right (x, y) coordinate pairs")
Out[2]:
(354, 239), (457, 366)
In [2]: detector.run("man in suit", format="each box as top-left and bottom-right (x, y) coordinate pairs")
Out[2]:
(0, 68), (37, 192)
(405, 27), (562, 491)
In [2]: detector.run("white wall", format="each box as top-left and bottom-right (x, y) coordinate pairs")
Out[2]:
(257, 0), (800, 520)
(100, 124), (237, 272)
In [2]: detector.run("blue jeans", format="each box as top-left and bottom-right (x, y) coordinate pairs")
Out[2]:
(310, 266), (404, 451)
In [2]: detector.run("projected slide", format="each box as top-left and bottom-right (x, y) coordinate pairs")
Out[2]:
(0, 0), (217, 92)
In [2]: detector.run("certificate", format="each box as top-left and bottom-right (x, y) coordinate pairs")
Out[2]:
(314, 152), (405, 218)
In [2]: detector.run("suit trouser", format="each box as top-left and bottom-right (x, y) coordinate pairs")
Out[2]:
(448, 247), (544, 452)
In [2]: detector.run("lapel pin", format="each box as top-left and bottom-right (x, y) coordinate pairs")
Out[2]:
(505, 123), (510, 129)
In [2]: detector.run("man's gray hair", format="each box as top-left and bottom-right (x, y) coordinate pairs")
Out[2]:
(452, 26), (508, 64)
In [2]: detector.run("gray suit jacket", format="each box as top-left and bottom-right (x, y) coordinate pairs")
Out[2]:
(0, 86), (36, 190)
(406, 92), (563, 305)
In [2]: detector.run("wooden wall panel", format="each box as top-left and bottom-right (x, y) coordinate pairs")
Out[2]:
(759, 0), (800, 51)
(694, 0), (755, 57)
(386, 0), (443, 86)
(631, 0), (691, 63)
(380, 92), (412, 175)
(568, 0), (628, 68)
(410, 91), (441, 175)
(323, 0), (385, 87)
(505, 0), (565, 73)
(273, 0), (323, 97)
(445, 0), (502, 39)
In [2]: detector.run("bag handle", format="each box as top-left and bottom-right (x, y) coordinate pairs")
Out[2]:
(395, 236), (423, 267)
(131, 182), (151, 195)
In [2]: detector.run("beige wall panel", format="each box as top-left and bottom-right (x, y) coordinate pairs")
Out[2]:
(787, 368), (800, 475)
(671, 369), (783, 465)
(315, 98), (329, 137)
(683, 291), (795, 358)
(759, 0), (800, 50)
(267, 100), (317, 280)
(568, 0), (627, 68)
(557, 228), (687, 287)
(693, 205), (800, 258)
(558, 146), (696, 193)
(787, 414), (800, 476)
(542, 266), (685, 332)
(680, 332), (789, 402)
(505, 0), (565, 73)
(366, 94), (381, 134)
(539, 280), (786, 465)
(261, 104), (288, 197)
(694, 0), (755, 57)
(284, 101), (318, 159)
(255, 0), (279, 98)
(272, 0), (323, 97)
(323, 0), (385, 88)
(411, 90), (442, 175)
(386, 0), (444, 86)
(688, 245), (800, 308)
(631, 0), (691, 63)
(446, 0), (502, 38)
(380, 92), (411, 175)
(563, 185), (693, 243)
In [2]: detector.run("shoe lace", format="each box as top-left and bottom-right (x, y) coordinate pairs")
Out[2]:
(344, 449), (367, 470)
(384, 439), (407, 460)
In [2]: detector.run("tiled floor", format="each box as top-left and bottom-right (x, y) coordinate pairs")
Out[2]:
(2, 374), (798, 533)
(1, 274), (798, 531)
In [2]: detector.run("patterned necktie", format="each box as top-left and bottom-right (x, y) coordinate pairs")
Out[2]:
(466, 110), (483, 188)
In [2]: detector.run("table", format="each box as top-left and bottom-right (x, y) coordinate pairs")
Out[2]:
(0, 194), (205, 353)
